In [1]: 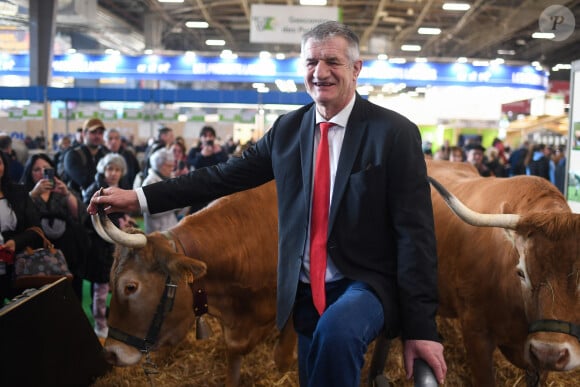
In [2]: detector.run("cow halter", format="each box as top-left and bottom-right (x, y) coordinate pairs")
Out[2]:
(108, 275), (177, 353)
(529, 319), (580, 341)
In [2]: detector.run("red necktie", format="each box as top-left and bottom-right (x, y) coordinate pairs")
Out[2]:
(310, 122), (332, 315)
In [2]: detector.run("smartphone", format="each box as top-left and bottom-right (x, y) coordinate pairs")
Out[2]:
(206, 140), (214, 147)
(43, 168), (55, 186)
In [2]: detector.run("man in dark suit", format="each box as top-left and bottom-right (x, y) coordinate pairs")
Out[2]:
(89, 21), (446, 386)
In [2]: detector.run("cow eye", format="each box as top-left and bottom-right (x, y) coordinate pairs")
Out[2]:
(517, 269), (526, 279)
(124, 282), (138, 295)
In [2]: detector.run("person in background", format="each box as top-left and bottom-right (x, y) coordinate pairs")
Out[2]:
(140, 126), (175, 184)
(508, 140), (529, 176)
(142, 148), (179, 233)
(63, 118), (109, 195)
(466, 144), (493, 176)
(554, 145), (567, 194)
(83, 153), (135, 338)
(104, 128), (140, 190)
(527, 143), (553, 183)
(171, 141), (190, 177)
(72, 127), (83, 147)
(53, 136), (72, 179)
(448, 146), (465, 162)
(186, 126), (228, 170)
(89, 21), (446, 386)
(0, 151), (43, 303)
(20, 153), (88, 300)
(0, 134), (25, 183)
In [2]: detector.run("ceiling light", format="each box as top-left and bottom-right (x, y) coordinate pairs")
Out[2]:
(389, 58), (407, 64)
(300, 0), (327, 5)
(185, 21), (209, 28)
(275, 53), (286, 60)
(401, 44), (421, 51)
(532, 32), (555, 39)
(456, 57), (468, 63)
(472, 60), (490, 67)
(497, 49), (515, 55)
(206, 39), (226, 46)
(442, 3), (470, 11)
(252, 83), (266, 89)
(418, 27), (441, 35)
(144, 49), (153, 55)
(415, 57), (428, 63)
(67, 48), (76, 54)
(377, 54), (388, 60)
(158, 0), (184, 3)
(220, 49), (237, 59)
(259, 51), (271, 59)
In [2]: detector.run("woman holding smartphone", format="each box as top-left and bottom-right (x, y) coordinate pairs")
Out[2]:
(20, 153), (88, 300)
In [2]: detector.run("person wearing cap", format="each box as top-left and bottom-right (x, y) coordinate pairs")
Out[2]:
(465, 143), (493, 177)
(63, 118), (109, 195)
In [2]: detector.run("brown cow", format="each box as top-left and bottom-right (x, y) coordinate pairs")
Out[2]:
(426, 160), (580, 386)
(92, 181), (296, 387)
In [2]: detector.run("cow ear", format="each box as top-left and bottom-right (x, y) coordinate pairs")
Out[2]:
(170, 254), (207, 281)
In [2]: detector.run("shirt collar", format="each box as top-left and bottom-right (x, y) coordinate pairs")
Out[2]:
(315, 94), (356, 128)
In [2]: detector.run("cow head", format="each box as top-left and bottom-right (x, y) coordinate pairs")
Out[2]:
(92, 211), (207, 366)
(429, 176), (580, 373)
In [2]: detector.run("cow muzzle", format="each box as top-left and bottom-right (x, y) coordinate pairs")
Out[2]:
(526, 319), (580, 371)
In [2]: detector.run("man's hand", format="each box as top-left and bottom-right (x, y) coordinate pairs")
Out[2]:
(87, 187), (140, 215)
(403, 339), (446, 385)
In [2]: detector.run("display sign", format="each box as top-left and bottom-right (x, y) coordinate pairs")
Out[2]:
(0, 53), (549, 90)
(566, 59), (580, 212)
(250, 4), (340, 44)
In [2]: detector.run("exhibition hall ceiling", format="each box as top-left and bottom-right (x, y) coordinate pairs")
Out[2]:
(88, 0), (580, 69)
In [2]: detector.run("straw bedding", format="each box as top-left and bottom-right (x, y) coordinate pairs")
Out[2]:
(92, 315), (579, 386)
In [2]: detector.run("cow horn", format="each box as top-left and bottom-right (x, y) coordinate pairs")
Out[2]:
(428, 176), (520, 229)
(99, 211), (147, 248)
(91, 188), (147, 248)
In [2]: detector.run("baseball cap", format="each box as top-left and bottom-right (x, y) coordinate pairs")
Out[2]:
(84, 118), (105, 133)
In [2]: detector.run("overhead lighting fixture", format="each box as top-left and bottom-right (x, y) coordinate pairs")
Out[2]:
(252, 82), (266, 89)
(456, 57), (468, 63)
(401, 44), (421, 52)
(158, 0), (184, 2)
(220, 49), (237, 59)
(259, 51), (271, 59)
(144, 49), (153, 55)
(206, 39), (226, 46)
(415, 57), (428, 63)
(299, 0), (327, 5)
(377, 54), (388, 60)
(275, 53), (286, 60)
(185, 21), (209, 28)
(497, 49), (516, 55)
(442, 3), (470, 11)
(67, 48), (77, 54)
(472, 60), (490, 67)
(418, 27), (441, 35)
(532, 32), (555, 39)
(389, 58), (407, 64)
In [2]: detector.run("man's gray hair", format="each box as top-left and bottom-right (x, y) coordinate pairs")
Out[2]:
(149, 147), (174, 171)
(97, 152), (127, 176)
(104, 128), (120, 141)
(301, 21), (360, 63)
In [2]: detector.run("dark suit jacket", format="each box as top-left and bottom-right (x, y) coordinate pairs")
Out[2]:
(143, 94), (439, 341)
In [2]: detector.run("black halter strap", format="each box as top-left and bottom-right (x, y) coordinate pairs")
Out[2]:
(529, 319), (580, 342)
(108, 275), (177, 352)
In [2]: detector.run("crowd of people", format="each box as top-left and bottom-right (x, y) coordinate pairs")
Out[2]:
(425, 138), (567, 194)
(0, 119), (241, 339)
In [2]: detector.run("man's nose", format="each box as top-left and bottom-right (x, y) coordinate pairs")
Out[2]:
(313, 61), (330, 77)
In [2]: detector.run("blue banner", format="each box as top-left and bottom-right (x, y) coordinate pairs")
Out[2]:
(0, 53), (548, 90)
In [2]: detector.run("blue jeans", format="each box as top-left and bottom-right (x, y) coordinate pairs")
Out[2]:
(293, 279), (385, 387)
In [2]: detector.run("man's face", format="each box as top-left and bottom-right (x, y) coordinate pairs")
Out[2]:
(201, 132), (216, 146)
(302, 36), (361, 118)
(106, 132), (121, 152)
(85, 128), (104, 148)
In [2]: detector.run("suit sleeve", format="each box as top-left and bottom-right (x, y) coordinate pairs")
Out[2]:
(143, 135), (275, 215)
(388, 120), (439, 341)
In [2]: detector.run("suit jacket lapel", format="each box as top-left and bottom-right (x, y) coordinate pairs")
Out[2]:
(300, 106), (316, 214)
(328, 96), (367, 232)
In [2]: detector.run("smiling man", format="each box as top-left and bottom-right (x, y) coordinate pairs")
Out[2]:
(89, 21), (446, 386)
